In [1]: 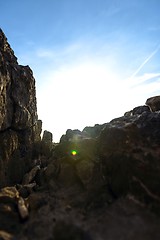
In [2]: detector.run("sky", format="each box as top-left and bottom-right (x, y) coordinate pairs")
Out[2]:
(1, 0), (160, 142)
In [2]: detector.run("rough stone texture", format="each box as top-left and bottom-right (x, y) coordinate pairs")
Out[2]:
(146, 95), (160, 112)
(124, 105), (151, 116)
(0, 29), (40, 187)
(98, 112), (160, 203)
(42, 130), (52, 143)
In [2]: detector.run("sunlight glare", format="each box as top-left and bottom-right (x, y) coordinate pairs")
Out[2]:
(37, 60), (138, 142)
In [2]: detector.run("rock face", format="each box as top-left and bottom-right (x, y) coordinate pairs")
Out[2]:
(55, 107), (160, 207)
(146, 95), (160, 111)
(0, 29), (160, 240)
(98, 111), (160, 202)
(0, 29), (40, 187)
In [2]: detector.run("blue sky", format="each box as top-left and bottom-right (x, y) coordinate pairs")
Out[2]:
(1, 0), (160, 141)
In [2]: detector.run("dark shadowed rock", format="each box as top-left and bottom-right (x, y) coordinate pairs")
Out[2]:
(40, 130), (53, 157)
(0, 186), (28, 235)
(53, 221), (92, 240)
(132, 105), (151, 115)
(60, 129), (82, 143)
(42, 130), (52, 143)
(82, 123), (106, 138)
(146, 95), (160, 111)
(98, 111), (160, 207)
(0, 29), (41, 187)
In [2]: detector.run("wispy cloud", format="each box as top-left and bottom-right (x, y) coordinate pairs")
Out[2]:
(123, 72), (160, 111)
(130, 72), (160, 86)
(130, 45), (160, 78)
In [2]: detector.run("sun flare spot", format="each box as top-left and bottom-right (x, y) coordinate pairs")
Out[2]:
(71, 150), (77, 156)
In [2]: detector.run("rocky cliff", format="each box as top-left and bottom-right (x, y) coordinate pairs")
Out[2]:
(0, 29), (41, 187)
(0, 30), (160, 240)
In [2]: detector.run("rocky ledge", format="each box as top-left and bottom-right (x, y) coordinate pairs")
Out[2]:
(0, 29), (160, 240)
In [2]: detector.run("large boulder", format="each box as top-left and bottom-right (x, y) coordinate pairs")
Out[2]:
(98, 111), (160, 208)
(146, 95), (160, 112)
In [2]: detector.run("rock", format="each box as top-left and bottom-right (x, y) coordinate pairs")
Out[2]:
(74, 138), (97, 188)
(60, 126), (105, 143)
(0, 186), (29, 233)
(55, 158), (80, 187)
(0, 231), (13, 240)
(42, 130), (52, 143)
(0, 29), (41, 187)
(124, 110), (133, 116)
(124, 105), (151, 117)
(76, 159), (95, 187)
(98, 111), (160, 207)
(132, 105), (151, 115)
(17, 197), (29, 220)
(17, 183), (36, 198)
(146, 95), (160, 111)
(60, 129), (82, 143)
(54, 136), (98, 189)
(82, 123), (106, 138)
(27, 192), (47, 211)
(40, 130), (53, 157)
(22, 165), (40, 185)
(53, 221), (92, 240)
(45, 161), (60, 183)
(0, 186), (19, 201)
(34, 119), (42, 142)
(0, 187), (29, 216)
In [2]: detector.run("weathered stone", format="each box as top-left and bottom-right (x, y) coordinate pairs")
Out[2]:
(42, 130), (52, 143)
(0, 230), (13, 240)
(34, 119), (42, 142)
(60, 129), (82, 143)
(82, 123), (106, 138)
(17, 183), (36, 198)
(0, 29), (40, 187)
(98, 111), (160, 204)
(132, 105), (151, 115)
(0, 186), (29, 230)
(40, 130), (53, 157)
(0, 186), (19, 199)
(55, 158), (79, 187)
(17, 197), (29, 220)
(27, 192), (47, 211)
(146, 95), (160, 111)
(53, 221), (92, 240)
(45, 162), (59, 182)
(22, 165), (40, 185)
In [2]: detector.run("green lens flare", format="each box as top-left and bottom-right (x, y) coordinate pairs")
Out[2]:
(71, 150), (77, 156)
